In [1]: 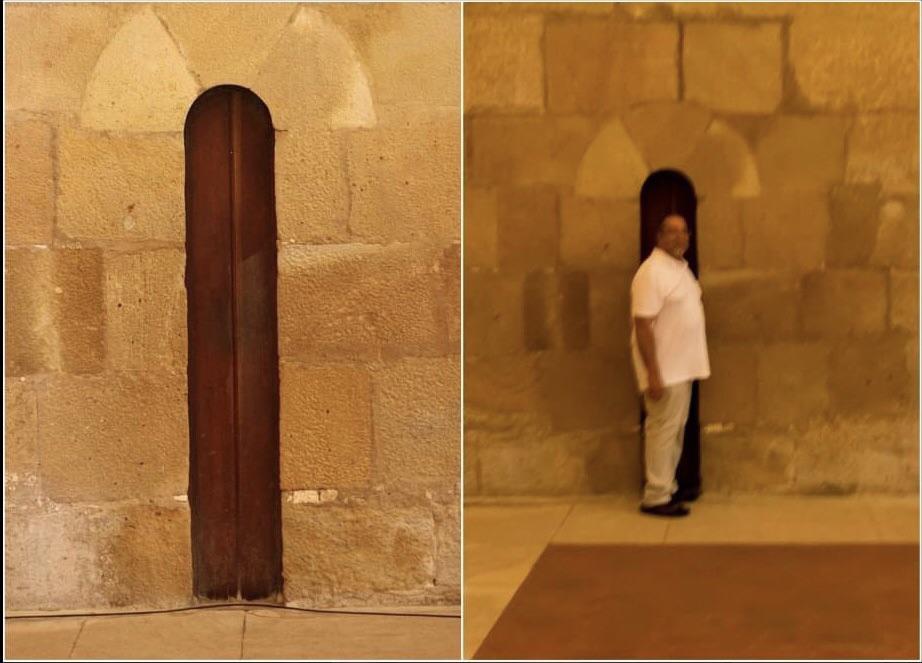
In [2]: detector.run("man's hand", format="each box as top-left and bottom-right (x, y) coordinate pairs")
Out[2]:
(647, 374), (664, 401)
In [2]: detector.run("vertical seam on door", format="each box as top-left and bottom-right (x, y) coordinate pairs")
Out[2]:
(229, 89), (242, 597)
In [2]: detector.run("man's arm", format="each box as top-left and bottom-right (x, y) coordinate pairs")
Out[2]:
(634, 316), (664, 399)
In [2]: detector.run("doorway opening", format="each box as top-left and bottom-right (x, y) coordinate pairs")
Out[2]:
(185, 85), (282, 600)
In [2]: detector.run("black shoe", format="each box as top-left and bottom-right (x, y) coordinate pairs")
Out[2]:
(640, 501), (690, 517)
(673, 488), (701, 503)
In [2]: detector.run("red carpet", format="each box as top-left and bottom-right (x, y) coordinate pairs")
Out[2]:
(475, 544), (919, 660)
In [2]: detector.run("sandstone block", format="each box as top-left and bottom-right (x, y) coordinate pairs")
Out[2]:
(464, 15), (544, 112)
(276, 130), (350, 244)
(702, 429), (795, 492)
(5, 379), (39, 505)
(280, 363), (372, 490)
(497, 187), (559, 272)
(699, 344), (757, 426)
(828, 337), (912, 415)
(890, 270), (918, 333)
(622, 102), (711, 173)
(464, 433), (481, 495)
(282, 503), (435, 602)
(438, 242), (461, 356)
(742, 194), (828, 270)
(464, 187), (498, 269)
(373, 358), (460, 488)
(680, 120), (760, 199)
(684, 23), (782, 113)
(104, 250), (187, 371)
(575, 118), (648, 200)
(756, 116), (847, 192)
(347, 115), (460, 243)
(559, 197), (638, 270)
(846, 114), (919, 194)
(827, 184), (881, 267)
(433, 500), (461, 590)
(546, 19), (678, 114)
(696, 197), (744, 269)
(801, 270), (887, 337)
(463, 356), (540, 417)
(463, 271), (524, 358)
(278, 244), (446, 361)
(700, 270), (799, 340)
(588, 271), (633, 357)
(38, 372), (188, 502)
(757, 343), (830, 426)
(871, 197), (919, 269)
(57, 129), (184, 242)
(5, 119), (54, 246)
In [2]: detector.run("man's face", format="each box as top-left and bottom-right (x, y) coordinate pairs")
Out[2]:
(656, 214), (689, 259)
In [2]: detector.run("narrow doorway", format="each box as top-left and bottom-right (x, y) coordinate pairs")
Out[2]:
(638, 169), (701, 496)
(184, 86), (282, 600)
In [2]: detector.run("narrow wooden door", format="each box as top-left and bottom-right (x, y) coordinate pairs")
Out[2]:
(639, 169), (702, 495)
(185, 86), (282, 600)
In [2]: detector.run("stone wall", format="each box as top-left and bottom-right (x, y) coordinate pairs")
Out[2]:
(464, 2), (918, 497)
(6, 3), (460, 611)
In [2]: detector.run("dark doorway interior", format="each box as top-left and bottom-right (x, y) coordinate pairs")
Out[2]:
(638, 169), (701, 495)
(185, 85), (282, 600)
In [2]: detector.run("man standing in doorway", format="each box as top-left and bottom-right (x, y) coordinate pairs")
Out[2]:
(630, 213), (710, 517)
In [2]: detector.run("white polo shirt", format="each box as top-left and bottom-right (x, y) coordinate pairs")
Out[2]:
(629, 247), (710, 393)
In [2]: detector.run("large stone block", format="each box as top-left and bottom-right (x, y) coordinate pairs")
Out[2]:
(871, 197), (919, 269)
(801, 270), (887, 337)
(463, 271), (524, 358)
(5, 119), (54, 246)
(684, 23), (782, 113)
(347, 115), (460, 243)
(890, 270), (918, 333)
(433, 501), (460, 591)
(700, 270), (799, 341)
(37, 372), (189, 502)
(464, 187), (498, 269)
(278, 243), (447, 361)
(282, 503), (436, 603)
(574, 118), (648, 200)
(373, 358), (460, 489)
(588, 271), (633, 357)
(699, 344), (757, 426)
(104, 250), (187, 371)
(464, 432), (481, 495)
(438, 242), (461, 356)
(6, 248), (105, 376)
(5, 379), (39, 506)
(560, 197), (638, 270)
(756, 116), (848, 192)
(680, 120), (760, 199)
(702, 429), (795, 493)
(827, 184), (882, 268)
(466, 116), (596, 188)
(828, 337), (913, 416)
(280, 363), (372, 490)
(741, 194), (828, 270)
(790, 4), (919, 111)
(464, 355), (541, 418)
(546, 19), (678, 114)
(276, 130), (350, 244)
(464, 14), (543, 112)
(57, 129), (184, 242)
(622, 102), (711, 171)
(846, 114), (919, 194)
(757, 343), (830, 427)
(696, 197), (744, 269)
(497, 187), (558, 272)
(522, 271), (592, 352)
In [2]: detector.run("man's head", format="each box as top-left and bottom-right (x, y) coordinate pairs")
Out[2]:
(656, 213), (690, 260)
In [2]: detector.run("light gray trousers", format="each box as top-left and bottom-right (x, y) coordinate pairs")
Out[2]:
(641, 381), (692, 507)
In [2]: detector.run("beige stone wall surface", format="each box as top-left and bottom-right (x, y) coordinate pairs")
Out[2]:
(5, 3), (460, 611)
(464, 2), (919, 498)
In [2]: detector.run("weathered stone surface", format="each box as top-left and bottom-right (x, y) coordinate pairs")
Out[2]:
(742, 194), (828, 270)
(155, 3), (295, 88)
(278, 244), (446, 361)
(5, 379), (39, 505)
(497, 187), (558, 272)
(5, 4), (124, 113)
(373, 358), (460, 488)
(464, 15), (543, 112)
(463, 271), (524, 358)
(347, 114), (460, 243)
(5, 119), (54, 246)
(81, 8), (200, 132)
(575, 118), (648, 200)
(801, 271), (887, 337)
(622, 102), (711, 171)
(671, 3), (799, 18)
(871, 197), (919, 269)
(466, 116), (596, 188)
(792, 416), (918, 493)
(702, 429), (795, 493)
(828, 337), (912, 415)
(684, 23), (782, 113)
(464, 355), (540, 417)
(756, 116), (848, 192)
(38, 372), (188, 502)
(890, 270), (918, 333)
(280, 363), (372, 490)
(6, 248), (105, 376)
(846, 114), (919, 194)
(433, 501), (460, 590)
(546, 20), (678, 114)
(104, 250), (186, 371)
(699, 344), (757, 426)
(696, 197), (744, 269)
(700, 271), (799, 340)
(276, 130), (350, 244)
(57, 129), (184, 242)
(521, 271), (594, 352)
(588, 272), (633, 357)
(282, 503), (435, 603)
(438, 242), (462, 356)
(464, 187), (498, 269)
(757, 343), (830, 426)
(827, 184), (882, 267)
(680, 120), (760, 199)
(790, 4), (919, 111)
(464, 433), (481, 495)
